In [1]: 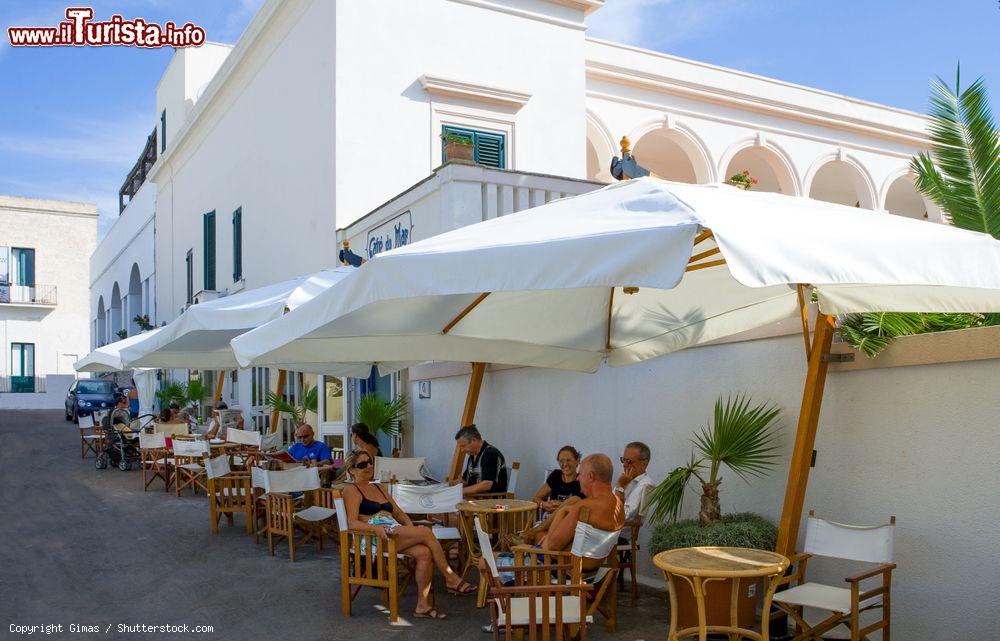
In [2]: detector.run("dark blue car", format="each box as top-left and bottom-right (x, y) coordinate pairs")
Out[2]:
(65, 379), (118, 422)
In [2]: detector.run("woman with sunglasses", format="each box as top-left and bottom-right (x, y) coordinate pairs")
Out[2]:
(342, 450), (476, 619)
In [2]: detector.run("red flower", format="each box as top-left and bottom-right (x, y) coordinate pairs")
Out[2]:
(742, 170), (750, 175)
(752, 179), (758, 184)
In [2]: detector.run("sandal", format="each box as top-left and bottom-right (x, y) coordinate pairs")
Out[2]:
(447, 581), (477, 596)
(414, 607), (447, 620)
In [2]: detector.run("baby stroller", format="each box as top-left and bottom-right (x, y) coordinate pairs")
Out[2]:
(95, 413), (152, 471)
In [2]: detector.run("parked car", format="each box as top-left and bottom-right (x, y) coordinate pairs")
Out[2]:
(65, 379), (118, 422)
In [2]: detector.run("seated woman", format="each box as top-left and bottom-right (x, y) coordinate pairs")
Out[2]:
(342, 450), (475, 619)
(533, 445), (584, 513)
(350, 422), (382, 459)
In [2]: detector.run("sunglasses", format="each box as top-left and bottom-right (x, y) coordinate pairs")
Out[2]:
(351, 460), (372, 470)
(620, 457), (634, 465)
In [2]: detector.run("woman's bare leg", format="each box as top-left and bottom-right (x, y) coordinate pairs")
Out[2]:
(395, 526), (464, 589)
(409, 544), (434, 611)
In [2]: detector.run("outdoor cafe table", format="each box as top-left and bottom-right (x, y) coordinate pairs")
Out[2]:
(457, 498), (537, 607)
(653, 546), (789, 641)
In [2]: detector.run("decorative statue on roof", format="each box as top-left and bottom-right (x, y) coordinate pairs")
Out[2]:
(339, 239), (366, 267)
(610, 136), (651, 181)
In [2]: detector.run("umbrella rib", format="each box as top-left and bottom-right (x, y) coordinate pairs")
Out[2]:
(606, 287), (615, 350)
(688, 247), (721, 264)
(442, 292), (491, 334)
(685, 258), (727, 272)
(694, 229), (714, 245)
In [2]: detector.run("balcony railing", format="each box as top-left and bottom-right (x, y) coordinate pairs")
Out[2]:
(0, 284), (57, 305)
(0, 376), (46, 393)
(119, 127), (157, 213)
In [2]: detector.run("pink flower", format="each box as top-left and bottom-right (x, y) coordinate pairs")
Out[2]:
(742, 170), (750, 175)
(752, 179), (758, 184)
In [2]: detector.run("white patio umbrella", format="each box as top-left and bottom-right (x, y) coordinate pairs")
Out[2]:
(120, 267), (398, 377)
(231, 177), (1000, 555)
(74, 328), (163, 373)
(232, 178), (1000, 372)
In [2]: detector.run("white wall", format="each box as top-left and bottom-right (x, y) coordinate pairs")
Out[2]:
(0, 196), (97, 380)
(334, 0), (590, 228)
(0, 374), (73, 409)
(411, 335), (999, 640)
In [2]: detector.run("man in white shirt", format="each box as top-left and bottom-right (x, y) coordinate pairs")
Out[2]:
(615, 441), (655, 522)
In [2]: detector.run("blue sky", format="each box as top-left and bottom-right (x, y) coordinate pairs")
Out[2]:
(1, 1), (996, 239)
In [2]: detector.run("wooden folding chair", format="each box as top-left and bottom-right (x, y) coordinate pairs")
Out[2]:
(262, 467), (338, 561)
(616, 518), (643, 606)
(173, 439), (210, 496)
(139, 431), (172, 491)
(476, 516), (594, 641)
(470, 461), (521, 500)
(225, 427), (262, 470)
(389, 480), (464, 570)
(333, 490), (417, 623)
(772, 511), (896, 641)
(512, 507), (621, 632)
(77, 413), (102, 459)
(204, 455), (253, 534)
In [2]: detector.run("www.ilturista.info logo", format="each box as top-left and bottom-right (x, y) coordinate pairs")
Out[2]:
(7, 7), (206, 48)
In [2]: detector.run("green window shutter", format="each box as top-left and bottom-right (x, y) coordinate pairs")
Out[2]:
(441, 125), (506, 169)
(160, 110), (166, 152)
(185, 249), (193, 304)
(203, 211), (216, 291)
(232, 207), (242, 282)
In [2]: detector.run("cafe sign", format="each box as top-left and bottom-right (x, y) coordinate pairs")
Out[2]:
(366, 210), (412, 259)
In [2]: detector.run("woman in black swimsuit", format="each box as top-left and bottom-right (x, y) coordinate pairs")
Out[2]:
(342, 450), (475, 620)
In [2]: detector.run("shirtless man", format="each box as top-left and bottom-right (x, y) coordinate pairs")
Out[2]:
(534, 453), (624, 571)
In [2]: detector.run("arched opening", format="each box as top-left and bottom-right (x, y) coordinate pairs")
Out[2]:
(128, 264), (143, 335)
(585, 117), (614, 183)
(96, 297), (106, 348)
(723, 146), (797, 195)
(110, 282), (123, 341)
(884, 174), (930, 220)
(632, 128), (711, 184)
(808, 160), (874, 209)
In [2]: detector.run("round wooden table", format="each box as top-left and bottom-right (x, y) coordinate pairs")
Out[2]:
(653, 546), (789, 641)
(458, 498), (537, 607)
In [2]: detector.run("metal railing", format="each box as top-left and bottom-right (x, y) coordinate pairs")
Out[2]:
(119, 127), (157, 213)
(0, 376), (46, 393)
(0, 284), (57, 305)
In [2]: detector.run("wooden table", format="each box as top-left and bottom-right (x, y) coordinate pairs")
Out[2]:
(457, 498), (537, 607)
(653, 546), (789, 641)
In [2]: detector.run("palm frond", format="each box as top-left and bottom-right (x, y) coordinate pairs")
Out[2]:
(646, 454), (702, 524)
(692, 394), (783, 484)
(265, 390), (305, 423)
(356, 393), (408, 436)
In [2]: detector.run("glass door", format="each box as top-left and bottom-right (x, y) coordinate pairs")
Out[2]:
(319, 375), (347, 459)
(11, 343), (35, 393)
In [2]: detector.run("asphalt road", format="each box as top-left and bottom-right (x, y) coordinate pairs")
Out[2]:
(0, 410), (668, 640)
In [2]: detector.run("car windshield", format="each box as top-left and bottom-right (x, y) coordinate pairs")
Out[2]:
(77, 381), (115, 395)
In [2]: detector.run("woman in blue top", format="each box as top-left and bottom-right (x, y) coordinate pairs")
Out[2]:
(342, 450), (476, 619)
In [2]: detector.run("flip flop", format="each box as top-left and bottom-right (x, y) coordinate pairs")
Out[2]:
(447, 581), (477, 596)
(414, 608), (447, 620)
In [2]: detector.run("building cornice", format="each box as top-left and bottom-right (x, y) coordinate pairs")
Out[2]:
(446, 0), (589, 30)
(0, 195), (98, 218)
(585, 38), (930, 147)
(420, 75), (532, 109)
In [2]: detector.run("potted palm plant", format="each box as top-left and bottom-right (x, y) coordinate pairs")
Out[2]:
(264, 382), (318, 426)
(355, 392), (407, 439)
(648, 394), (783, 631)
(154, 381), (186, 411)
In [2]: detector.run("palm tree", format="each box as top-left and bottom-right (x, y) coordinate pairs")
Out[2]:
(647, 394), (782, 526)
(265, 382), (318, 425)
(840, 69), (1000, 355)
(356, 392), (408, 437)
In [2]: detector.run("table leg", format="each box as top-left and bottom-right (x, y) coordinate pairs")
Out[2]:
(666, 573), (679, 641)
(693, 576), (708, 641)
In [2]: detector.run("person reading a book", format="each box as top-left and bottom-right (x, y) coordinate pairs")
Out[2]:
(342, 450), (477, 619)
(287, 424), (332, 465)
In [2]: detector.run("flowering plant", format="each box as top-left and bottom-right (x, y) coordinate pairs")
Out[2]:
(727, 169), (758, 190)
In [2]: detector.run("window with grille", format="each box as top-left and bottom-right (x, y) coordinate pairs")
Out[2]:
(441, 125), (506, 168)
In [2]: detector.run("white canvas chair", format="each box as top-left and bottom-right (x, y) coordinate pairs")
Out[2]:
(375, 456), (428, 482)
(172, 439), (210, 496)
(477, 516), (593, 640)
(261, 467), (337, 561)
(204, 455), (253, 534)
(259, 428), (282, 452)
(471, 461), (521, 500)
(225, 427), (262, 468)
(389, 481), (464, 571)
(139, 431), (171, 491)
(77, 413), (102, 459)
(773, 511), (896, 641)
(153, 421), (189, 437)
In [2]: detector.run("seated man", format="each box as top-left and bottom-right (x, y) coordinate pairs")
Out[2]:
(615, 441), (655, 524)
(202, 401), (243, 439)
(534, 454), (624, 570)
(287, 423), (332, 466)
(454, 425), (508, 497)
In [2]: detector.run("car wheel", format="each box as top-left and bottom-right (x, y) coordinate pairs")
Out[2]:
(65, 408), (72, 421)
(95, 456), (108, 470)
(72, 409), (79, 424)
(118, 460), (131, 472)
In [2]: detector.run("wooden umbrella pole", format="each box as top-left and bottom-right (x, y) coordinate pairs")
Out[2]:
(269, 368), (287, 433)
(213, 370), (225, 404)
(449, 362), (486, 481)
(775, 312), (836, 557)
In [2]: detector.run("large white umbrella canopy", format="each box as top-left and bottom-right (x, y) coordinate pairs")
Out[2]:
(232, 177), (1000, 373)
(121, 267), (396, 377)
(74, 328), (163, 373)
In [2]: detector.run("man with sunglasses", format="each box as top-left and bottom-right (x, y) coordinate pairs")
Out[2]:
(287, 423), (333, 466)
(615, 441), (654, 522)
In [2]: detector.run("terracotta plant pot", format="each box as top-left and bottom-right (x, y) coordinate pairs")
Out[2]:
(444, 141), (474, 162)
(673, 577), (760, 631)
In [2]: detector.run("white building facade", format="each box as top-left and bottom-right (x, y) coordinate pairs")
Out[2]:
(89, 1), (994, 636)
(2, 196), (96, 408)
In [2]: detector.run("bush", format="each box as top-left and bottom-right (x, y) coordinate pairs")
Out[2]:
(649, 512), (777, 555)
